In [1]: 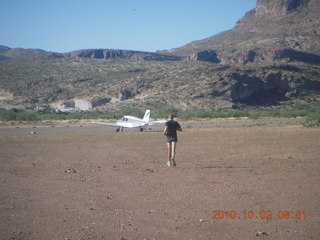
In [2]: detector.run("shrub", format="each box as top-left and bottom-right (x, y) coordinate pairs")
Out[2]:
(16, 111), (40, 121)
(154, 106), (179, 118)
(0, 109), (41, 122)
(303, 106), (320, 127)
(0, 110), (17, 121)
(121, 107), (144, 119)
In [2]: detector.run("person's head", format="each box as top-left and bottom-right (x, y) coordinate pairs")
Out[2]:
(169, 114), (175, 120)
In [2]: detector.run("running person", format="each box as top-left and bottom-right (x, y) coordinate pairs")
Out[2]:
(164, 114), (182, 167)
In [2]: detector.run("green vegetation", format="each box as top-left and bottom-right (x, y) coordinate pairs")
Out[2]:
(302, 105), (320, 127)
(1, 105), (319, 127)
(0, 107), (145, 123)
(153, 106), (314, 120)
(0, 108), (41, 122)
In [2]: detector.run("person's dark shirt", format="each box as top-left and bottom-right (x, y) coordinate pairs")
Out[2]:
(165, 120), (181, 138)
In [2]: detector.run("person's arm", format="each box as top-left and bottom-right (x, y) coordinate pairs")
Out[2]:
(164, 126), (168, 135)
(177, 123), (182, 132)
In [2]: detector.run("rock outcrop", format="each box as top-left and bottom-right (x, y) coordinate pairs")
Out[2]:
(255, 0), (310, 16)
(65, 49), (182, 61)
(217, 48), (320, 65)
(187, 50), (220, 63)
(50, 99), (92, 112)
(227, 70), (320, 104)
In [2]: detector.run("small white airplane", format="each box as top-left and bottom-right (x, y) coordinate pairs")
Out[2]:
(91, 110), (166, 132)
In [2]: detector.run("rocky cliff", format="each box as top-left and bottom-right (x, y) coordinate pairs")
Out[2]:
(255, 0), (310, 16)
(165, 0), (320, 65)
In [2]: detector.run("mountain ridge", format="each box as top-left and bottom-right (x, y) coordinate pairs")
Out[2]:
(0, 45), (182, 62)
(0, 0), (319, 112)
(162, 0), (320, 65)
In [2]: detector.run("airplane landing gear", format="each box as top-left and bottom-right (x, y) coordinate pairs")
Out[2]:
(116, 127), (124, 132)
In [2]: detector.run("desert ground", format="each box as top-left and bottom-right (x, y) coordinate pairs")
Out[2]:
(0, 120), (319, 240)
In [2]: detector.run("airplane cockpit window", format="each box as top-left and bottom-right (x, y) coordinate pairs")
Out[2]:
(121, 117), (128, 121)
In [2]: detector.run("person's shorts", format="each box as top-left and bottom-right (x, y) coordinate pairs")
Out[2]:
(166, 136), (177, 143)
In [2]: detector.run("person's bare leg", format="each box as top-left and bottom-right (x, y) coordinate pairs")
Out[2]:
(171, 142), (177, 166)
(167, 142), (172, 166)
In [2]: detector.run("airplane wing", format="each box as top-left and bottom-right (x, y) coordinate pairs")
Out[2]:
(148, 120), (167, 126)
(91, 121), (146, 128)
(91, 122), (121, 127)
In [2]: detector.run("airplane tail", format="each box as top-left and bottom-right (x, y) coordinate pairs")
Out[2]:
(143, 110), (151, 122)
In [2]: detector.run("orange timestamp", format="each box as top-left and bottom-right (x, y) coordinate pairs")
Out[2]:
(211, 210), (307, 220)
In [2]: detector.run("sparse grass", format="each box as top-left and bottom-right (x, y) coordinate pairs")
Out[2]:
(1, 105), (318, 126)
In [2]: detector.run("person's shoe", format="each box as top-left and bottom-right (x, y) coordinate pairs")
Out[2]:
(167, 161), (171, 167)
(171, 158), (176, 167)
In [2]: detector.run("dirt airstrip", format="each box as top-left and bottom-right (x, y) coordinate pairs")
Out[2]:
(0, 121), (319, 240)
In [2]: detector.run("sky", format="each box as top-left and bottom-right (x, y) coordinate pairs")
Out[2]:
(0, 0), (257, 53)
